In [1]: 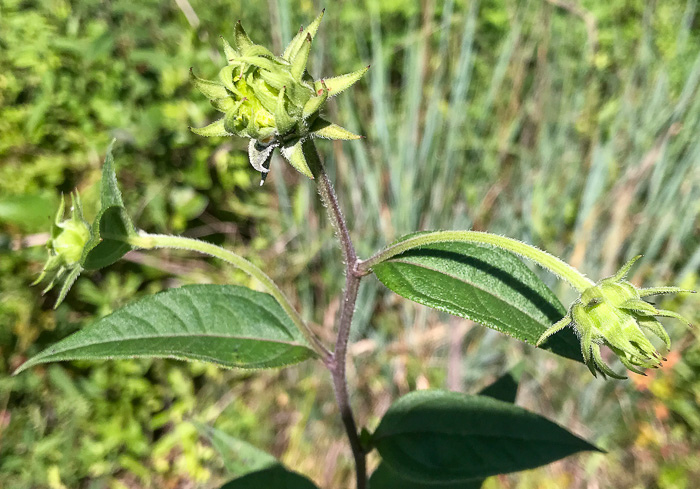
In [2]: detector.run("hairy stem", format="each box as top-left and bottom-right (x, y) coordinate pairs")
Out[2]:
(358, 230), (594, 293)
(304, 140), (367, 489)
(128, 233), (331, 360)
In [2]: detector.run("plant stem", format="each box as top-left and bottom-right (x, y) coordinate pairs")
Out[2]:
(128, 233), (331, 360)
(358, 230), (595, 293)
(304, 140), (367, 489)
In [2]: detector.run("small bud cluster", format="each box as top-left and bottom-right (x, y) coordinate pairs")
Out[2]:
(34, 192), (90, 296)
(538, 256), (694, 378)
(191, 10), (368, 183)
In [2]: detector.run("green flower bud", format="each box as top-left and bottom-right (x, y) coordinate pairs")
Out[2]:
(190, 10), (369, 184)
(537, 256), (694, 379)
(33, 192), (91, 306)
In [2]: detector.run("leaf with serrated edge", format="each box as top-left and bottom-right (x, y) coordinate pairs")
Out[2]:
(14, 284), (316, 374)
(372, 390), (599, 484)
(372, 235), (583, 363)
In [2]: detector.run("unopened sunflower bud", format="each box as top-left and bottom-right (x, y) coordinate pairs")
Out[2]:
(537, 256), (694, 378)
(33, 192), (91, 307)
(190, 10), (368, 183)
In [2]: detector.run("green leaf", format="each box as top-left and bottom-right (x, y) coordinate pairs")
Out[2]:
(219, 465), (319, 489)
(80, 141), (136, 270)
(195, 423), (277, 477)
(372, 237), (583, 363)
(372, 390), (599, 484)
(478, 371), (519, 404)
(369, 463), (484, 489)
(14, 284), (316, 374)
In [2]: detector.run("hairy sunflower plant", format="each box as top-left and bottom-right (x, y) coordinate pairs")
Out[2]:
(17, 12), (695, 489)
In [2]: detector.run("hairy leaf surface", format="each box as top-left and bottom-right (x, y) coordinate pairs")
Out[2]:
(15, 285), (315, 373)
(373, 238), (582, 362)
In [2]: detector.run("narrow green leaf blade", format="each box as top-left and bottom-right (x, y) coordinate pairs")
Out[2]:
(14, 284), (316, 374)
(372, 237), (583, 363)
(372, 390), (599, 483)
(220, 465), (319, 489)
(369, 463), (484, 489)
(195, 423), (277, 477)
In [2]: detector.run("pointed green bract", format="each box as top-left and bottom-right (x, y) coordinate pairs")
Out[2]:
(302, 83), (327, 120)
(280, 141), (313, 179)
(274, 87), (295, 135)
(309, 119), (361, 140)
(191, 69), (228, 99)
(291, 34), (311, 81)
(191, 118), (232, 137)
(283, 9), (324, 61)
(234, 21), (254, 51)
(314, 66), (369, 97)
(222, 37), (238, 62)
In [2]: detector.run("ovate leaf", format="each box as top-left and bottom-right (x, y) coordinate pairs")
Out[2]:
(372, 390), (599, 484)
(14, 284), (316, 374)
(372, 237), (583, 363)
(220, 465), (319, 489)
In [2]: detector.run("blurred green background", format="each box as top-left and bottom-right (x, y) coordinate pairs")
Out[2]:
(1, 0), (699, 487)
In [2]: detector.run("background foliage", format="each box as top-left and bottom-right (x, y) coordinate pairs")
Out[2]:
(1, 0), (698, 487)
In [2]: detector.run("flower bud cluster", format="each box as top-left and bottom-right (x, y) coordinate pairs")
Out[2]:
(34, 192), (90, 296)
(191, 10), (368, 183)
(538, 256), (693, 378)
